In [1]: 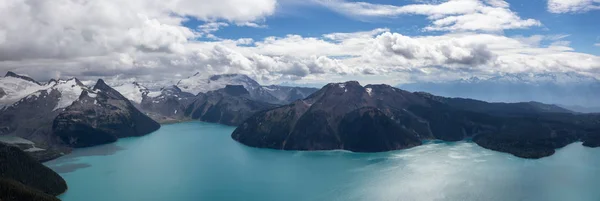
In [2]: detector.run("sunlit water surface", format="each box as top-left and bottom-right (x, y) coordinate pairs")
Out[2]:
(45, 122), (600, 201)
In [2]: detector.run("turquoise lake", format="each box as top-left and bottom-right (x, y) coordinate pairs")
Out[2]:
(45, 121), (600, 201)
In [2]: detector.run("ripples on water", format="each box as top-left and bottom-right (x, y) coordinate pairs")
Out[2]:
(45, 122), (600, 201)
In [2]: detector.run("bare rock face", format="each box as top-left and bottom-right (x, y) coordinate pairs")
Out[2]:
(233, 81), (598, 158)
(52, 79), (160, 148)
(184, 85), (276, 126)
(0, 88), (6, 99)
(140, 85), (196, 123)
(0, 143), (67, 201)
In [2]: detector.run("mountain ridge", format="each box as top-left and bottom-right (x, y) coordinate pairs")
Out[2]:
(400, 73), (600, 108)
(233, 81), (597, 159)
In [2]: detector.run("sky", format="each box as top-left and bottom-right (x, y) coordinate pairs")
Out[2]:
(0, 0), (599, 86)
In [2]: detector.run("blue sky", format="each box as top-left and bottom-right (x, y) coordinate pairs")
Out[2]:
(189, 0), (599, 55)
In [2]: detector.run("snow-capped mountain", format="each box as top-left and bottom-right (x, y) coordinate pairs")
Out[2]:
(140, 85), (195, 121)
(113, 82), (150, 104)
(50, 78), (88, 111)
(53, 79), (160, 148)
(176, 73), (320, 104)
(0, 71), (54, 107)
(176, 73), (280, 104)
(0, 76), (160, 161)
(176, 73), (255, 95)
(2, 78), (89, 112)
(399, 73), (600, 109)
(0, 78), (90, 161)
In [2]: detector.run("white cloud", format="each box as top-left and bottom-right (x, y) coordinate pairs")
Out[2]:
(0, 0), (276, 61)
(595, 43), (600, 47)
(198, 22), (229, 39)
(548, 0), (600, 13)
(314, 0), (541, 32)
(0, 0), (598, 86)
(6, 28), (598, 86)
(237, 22), (268, 28)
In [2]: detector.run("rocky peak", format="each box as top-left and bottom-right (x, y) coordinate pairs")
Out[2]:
(4, 71), (41, 85)
(93, 79), (110, 91)
(53, 78), (160, 148)
(92, 79), (127, 100)
(47, 79), (58, 85)
(307, 81), (363, 100)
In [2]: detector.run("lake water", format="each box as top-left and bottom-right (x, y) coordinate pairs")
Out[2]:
(45, 121), (600, 201)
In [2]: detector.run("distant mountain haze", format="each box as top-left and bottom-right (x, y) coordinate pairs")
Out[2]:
(400, 73), (600, 112)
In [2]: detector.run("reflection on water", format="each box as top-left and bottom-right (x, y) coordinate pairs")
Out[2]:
(47, 122), (600, 201)
(48, 163), (91, 174)
(45, 142), (126, 173)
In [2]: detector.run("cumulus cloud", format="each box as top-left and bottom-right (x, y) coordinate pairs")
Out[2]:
(548, 0), (600, 13)
(198, 22), (229, 39)
(1, 0), (599, 86)
(369, 32), (496, 66)
(314, 0), (541, 32)
(0, 0), (276, 61)
(3, 25), (600, 85)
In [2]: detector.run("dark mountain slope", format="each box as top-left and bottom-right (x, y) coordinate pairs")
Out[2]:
(184, 85), (277, 126)
(414, 92), (573, 116)
(233, 82), (433, 152)
(0, 143), (66, 200)
(233, 81), (600, 159)
(52, 79), (160, 148)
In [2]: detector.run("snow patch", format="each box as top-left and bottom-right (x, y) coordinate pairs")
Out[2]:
(114, 82), (149, 104)
(52, 79), (87, 111)
(366, 88), (373, 96)
(147, 91), (162, 98)
(25, 147), (45, 152)
(0, 76), (53, 106)
(176, 74), (259, 95)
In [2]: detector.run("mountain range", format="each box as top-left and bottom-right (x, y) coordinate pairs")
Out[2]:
(399, 73), (600, 113)
(0, 71), (319, 200)
(0, 71), (319, 161)
(1, 71), (600, 200)
(233, 81), (600, 159)
(112, 73), (318, 124)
